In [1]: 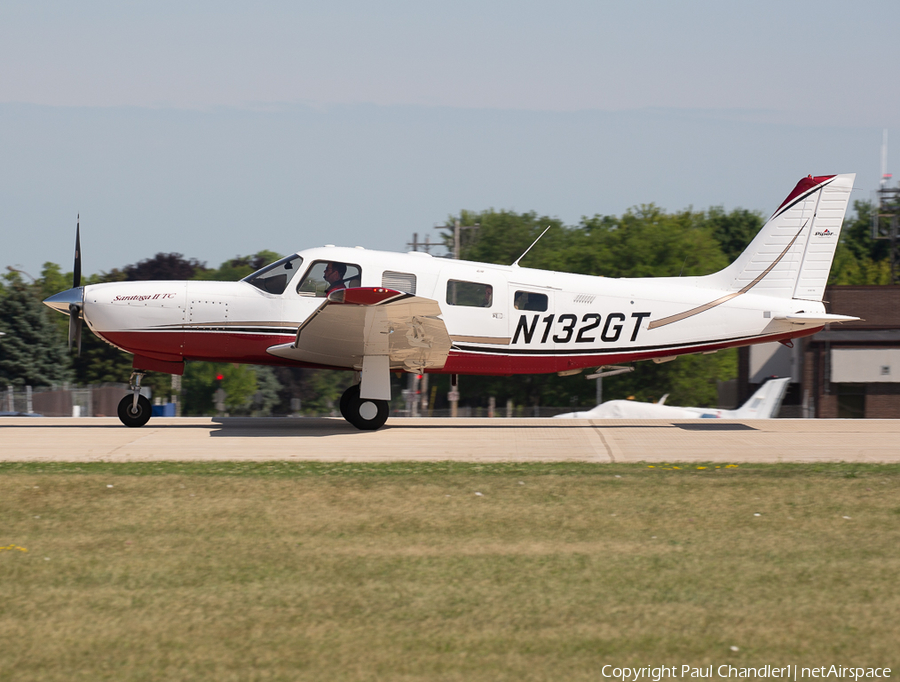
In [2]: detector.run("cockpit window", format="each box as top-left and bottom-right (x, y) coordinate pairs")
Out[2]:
(242, 255), (302, 295)
(297, 260), (362, 297)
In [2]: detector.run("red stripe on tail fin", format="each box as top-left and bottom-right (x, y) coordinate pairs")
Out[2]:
(775, 175), (836, 213)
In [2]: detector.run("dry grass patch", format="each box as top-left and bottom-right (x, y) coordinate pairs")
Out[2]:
(0, 462), (898, 681)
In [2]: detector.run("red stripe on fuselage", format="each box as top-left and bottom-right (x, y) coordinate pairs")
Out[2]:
(97, 326), (822, 375)
(436, 327), (821, 375)
(97, 330), (333, 368)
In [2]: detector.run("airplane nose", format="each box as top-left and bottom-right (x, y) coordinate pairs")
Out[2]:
(43, 286), (84, 315)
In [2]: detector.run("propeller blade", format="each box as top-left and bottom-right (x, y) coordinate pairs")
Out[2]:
(67, 311), (77, 351)
(67, 303), (83, 355)
(73, 216), (82, 289)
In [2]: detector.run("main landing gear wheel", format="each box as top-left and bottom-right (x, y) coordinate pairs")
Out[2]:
(340, 384), (389, 431)
(339, 385), (354, 422)
(118, 394), (152, 428)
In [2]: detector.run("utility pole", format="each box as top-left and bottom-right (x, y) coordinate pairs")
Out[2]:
(406, 232), (435, 254)
(405, 232), (440, 417)
(434, 218), (479, 417)
(440, 219), (480, 260)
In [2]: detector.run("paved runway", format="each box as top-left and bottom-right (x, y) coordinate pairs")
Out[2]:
(2, 417), (899, 463)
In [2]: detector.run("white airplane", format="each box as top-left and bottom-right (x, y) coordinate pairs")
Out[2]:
(44, 174), (858, 430)
(553, 376), (791, 420)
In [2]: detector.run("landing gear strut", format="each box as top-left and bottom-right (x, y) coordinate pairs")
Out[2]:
(339, 384), (389, 431)
(117, 371), (152, 428)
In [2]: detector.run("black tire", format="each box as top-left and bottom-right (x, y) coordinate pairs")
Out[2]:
(117, 394), (152, 428)
(339, 384), (355, 421)
(340, 384), (389, 431)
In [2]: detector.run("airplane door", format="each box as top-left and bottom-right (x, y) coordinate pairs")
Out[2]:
(509, 287), (556, 356)
(440, 270), (509, 348)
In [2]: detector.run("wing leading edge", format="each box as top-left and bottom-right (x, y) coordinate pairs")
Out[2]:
(266, 287), (452, 372)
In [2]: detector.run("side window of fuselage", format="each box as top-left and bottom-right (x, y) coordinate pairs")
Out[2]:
(382, 271), (417, 295)
(297, 260), (362, 297)
(513, 291), (548, 312)
(446, 280), (492, 308)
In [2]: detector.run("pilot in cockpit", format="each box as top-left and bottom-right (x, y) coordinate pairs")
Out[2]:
(324, 262), (348, 294)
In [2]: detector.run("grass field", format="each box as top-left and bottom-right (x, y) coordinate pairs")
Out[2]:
(1, 461), (899, 681)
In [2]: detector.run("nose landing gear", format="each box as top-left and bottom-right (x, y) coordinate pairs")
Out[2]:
(117, 371), (152, 428)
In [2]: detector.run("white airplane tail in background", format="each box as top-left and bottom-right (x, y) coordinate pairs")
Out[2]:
(709, 174), (855, 301)
(552, 377), (791, 420)
(729, 377), (791, 419)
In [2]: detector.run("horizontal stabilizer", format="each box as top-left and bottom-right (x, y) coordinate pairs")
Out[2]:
(773, 312), (860, 325)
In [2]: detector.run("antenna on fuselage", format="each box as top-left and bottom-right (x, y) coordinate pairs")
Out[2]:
(511, 225), (552, 268)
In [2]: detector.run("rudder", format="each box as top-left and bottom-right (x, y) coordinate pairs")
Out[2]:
(712, 174), (855, 301)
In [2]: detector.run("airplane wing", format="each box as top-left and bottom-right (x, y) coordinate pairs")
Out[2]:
(266, 287), (452, 372)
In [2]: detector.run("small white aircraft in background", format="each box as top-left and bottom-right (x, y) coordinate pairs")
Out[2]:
(553, 377), (791, 420)
(44, 174), (857, 430)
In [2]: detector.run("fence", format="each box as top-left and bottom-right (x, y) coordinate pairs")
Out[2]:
(3, 384), (136, 417)
(5, 384), (588, 419)
(416, 406), (586, 418)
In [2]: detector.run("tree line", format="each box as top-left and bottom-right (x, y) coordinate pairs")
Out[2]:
(0, 199), (888, 413)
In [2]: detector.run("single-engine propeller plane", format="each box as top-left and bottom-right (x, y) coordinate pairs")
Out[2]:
(44, 174), (858, 430)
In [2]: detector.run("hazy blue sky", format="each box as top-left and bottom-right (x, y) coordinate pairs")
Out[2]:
(3, 0), (899, 277)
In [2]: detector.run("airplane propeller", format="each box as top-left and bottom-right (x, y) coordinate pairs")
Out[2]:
(67, 217), (84, 355)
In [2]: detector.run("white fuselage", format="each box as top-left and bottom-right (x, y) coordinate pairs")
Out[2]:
(76, 245), (825, 376)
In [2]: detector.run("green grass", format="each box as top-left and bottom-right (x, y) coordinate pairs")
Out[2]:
(1, 463), (899, 681)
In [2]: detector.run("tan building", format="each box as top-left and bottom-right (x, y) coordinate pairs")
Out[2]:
(737, 286), (900, 418)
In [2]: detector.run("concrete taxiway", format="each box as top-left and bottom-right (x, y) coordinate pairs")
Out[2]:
(1, 417), (899, 463)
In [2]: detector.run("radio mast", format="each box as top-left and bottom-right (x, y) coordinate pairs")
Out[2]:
(873, 129), (900, 284)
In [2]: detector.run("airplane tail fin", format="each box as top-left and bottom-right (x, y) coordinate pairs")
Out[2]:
(709, 174), (855, 301)
(731, 377), (791, 419)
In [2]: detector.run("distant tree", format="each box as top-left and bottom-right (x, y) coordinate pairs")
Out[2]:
(246, 365), (282, 416)
(182, 362), (259, 415)
(227, 365), (282, 416)
(448, 206), (731, 279)
(576, 206), (729, 278)
(841, 201), (885, 261)
(104, 253), (209, 281)
(68, 332), (136, 383)
(602, 350), (737, 407)
(443, 210), (569, 271)
(829, 201), (893, 285)
(704, 207), (764, 262)
(296, 368), (354, 415)
(37, 262), (71, 302)
(0, 274), (71, 387)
